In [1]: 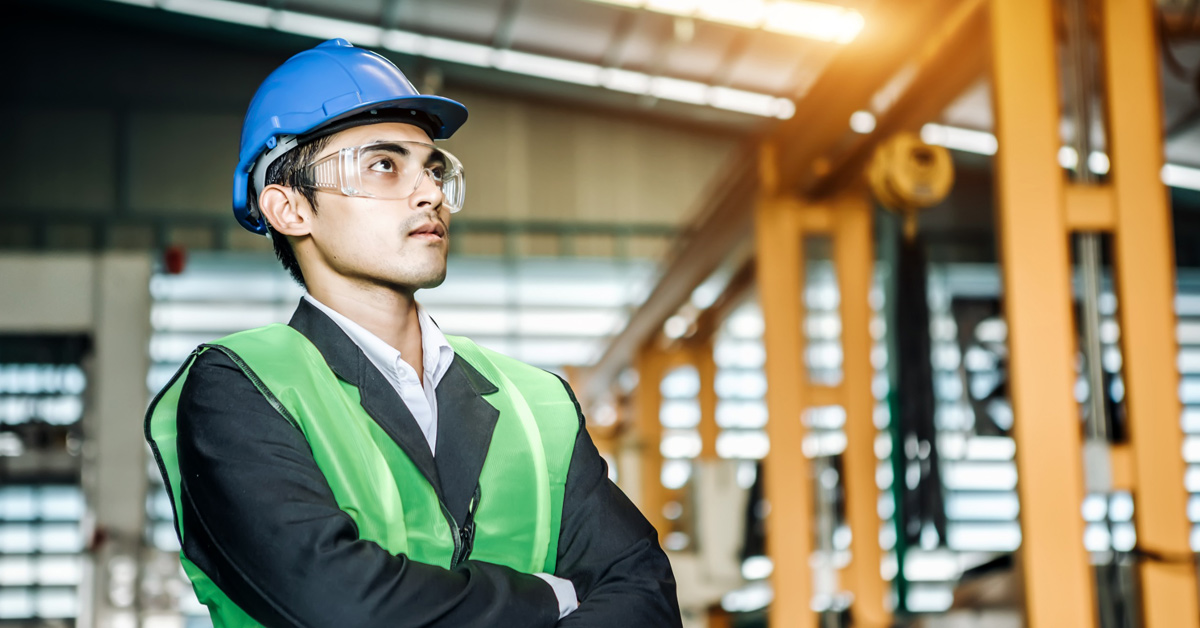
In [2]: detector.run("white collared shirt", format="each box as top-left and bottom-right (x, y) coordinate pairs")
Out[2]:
(303, 294), (454, 454)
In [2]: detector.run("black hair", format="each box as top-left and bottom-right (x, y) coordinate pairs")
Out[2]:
(251, 136), (332, 288)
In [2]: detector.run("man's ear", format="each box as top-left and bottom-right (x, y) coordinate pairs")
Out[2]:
(259, 184), (313, 237)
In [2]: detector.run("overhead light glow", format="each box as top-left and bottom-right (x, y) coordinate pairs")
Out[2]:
(849, 110), (876, 134)
(600, 68), (653, 94)
(930, 123), (1200, 191)
(650, 76), (709, 105)
(741, 555), (774, 580)
(708, 86), (776, 117)
(920, 123), (998, 156)
(381, 30), (426, 55)
(494, 50), (602, 86)
(275, 11), (383, 47)
(592, 0), (864, 43)
(423, 37), (495, 68)
(103, 0), (796, 119)
(1163, 164), (1200, 190)
(698, 0), (766, 27)
(159, 0), (271, 27)
(1059, 146), (1079, 169)
(647, 0), (700, 13)
(721, 583), (774, 613)
(763, 1), (864, 43)
(1057, 147), (1111, 175)
(664, 315), (691, 339)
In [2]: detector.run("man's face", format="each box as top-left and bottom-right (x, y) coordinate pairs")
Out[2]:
(302, 122), (451, 293)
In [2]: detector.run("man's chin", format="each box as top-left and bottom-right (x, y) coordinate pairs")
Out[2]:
(415, 271), (447, 290)
(401, 264), (448, 291)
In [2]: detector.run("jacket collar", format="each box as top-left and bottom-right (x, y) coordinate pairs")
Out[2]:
(287, 298), (500, 523)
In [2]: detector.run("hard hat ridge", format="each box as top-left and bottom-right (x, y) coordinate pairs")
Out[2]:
(233, 38), (469, 234)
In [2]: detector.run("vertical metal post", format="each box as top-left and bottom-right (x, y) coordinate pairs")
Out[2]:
(755, 145), (816, 628)
(636, 344), (668, 542)
(1101, 0), (1200, 625)
(695, 339), (720, 462)
(834, 190), (889, 628)
(1063, 0), (1110, 446)
(989, 0), (1097, 626)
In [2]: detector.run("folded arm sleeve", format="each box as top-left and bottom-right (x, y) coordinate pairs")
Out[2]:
(551, 377), (683, 627)
(176, 349), (559, 628)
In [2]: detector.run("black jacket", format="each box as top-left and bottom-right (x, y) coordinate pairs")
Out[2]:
(172, 299), (681, 627)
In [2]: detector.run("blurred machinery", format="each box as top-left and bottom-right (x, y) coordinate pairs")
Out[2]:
(867, 133), (954, 239)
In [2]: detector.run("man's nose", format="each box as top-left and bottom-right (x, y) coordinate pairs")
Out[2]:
(410, 169), (444, 210)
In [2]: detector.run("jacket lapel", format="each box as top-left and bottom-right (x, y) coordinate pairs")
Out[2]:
(288, 299), (443, 496)
(435, 355), (500, 525)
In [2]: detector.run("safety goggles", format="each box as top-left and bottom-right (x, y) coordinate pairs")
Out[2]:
(302, 141), (465, 213)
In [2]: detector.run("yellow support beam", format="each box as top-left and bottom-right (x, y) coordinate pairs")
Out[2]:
(1101, 0), (1200, 625)
(1064, 185), (1116, 232)
(989, 0), (1096, 626)
(833, 190), (889, 628)
(694, 340), (720, 462)
(756, 152), (815, 628)
(635, 345), (668, 543)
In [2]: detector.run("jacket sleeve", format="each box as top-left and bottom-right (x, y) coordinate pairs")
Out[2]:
(175, 349), (560, 628)
(551, 377), (683, 627)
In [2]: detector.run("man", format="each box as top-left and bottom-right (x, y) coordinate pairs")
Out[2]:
(146, 38), (681, 627)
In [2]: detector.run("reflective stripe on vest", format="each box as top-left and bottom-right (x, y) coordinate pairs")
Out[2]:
(145, 324), (579, 627)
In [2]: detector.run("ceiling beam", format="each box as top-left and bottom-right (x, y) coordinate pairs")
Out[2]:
(577, 0), (980, 408)
(601, 10), (639, 68)
(773, 0), (970, 187)
(685, 252), (757, 347)
(807, 0), (989, 197)
(491, 0), (525, 50)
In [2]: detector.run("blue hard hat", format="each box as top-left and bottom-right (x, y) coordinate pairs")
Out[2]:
(233, 38), (469, 234)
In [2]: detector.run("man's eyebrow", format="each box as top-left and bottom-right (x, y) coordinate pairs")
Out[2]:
(425, 150), (447, 166)
(365, 142), (412, 155)
(363, 141), (444, 165)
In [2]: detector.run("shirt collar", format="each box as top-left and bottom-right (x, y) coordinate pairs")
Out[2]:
(301, 294), (454, 385)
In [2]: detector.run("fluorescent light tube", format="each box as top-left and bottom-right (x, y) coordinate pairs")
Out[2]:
(159, 0), (272, 28)
(275, 11), (383, 47)
(424, 37), (494, 68)
(650, 76), (709, 105)
(494, 50), (602, 87)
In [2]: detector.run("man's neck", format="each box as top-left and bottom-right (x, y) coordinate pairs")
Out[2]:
(306, 282), (425, 383)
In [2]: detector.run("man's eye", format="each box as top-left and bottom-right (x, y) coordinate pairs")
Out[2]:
(429, 165), (446, 179)
(368, 158), (396, 173)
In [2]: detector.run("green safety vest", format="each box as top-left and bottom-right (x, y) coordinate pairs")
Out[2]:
(145, 324), (580, 627)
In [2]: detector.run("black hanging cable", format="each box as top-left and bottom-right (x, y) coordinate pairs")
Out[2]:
(895, 232), (948, 546)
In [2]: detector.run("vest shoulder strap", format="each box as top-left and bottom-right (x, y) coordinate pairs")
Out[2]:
(443, 333), (581, 573)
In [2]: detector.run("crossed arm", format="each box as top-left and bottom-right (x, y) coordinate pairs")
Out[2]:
(175, 350), (682, 627)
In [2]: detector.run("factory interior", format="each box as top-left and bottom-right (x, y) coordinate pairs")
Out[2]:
(5, 0), (1200, 626)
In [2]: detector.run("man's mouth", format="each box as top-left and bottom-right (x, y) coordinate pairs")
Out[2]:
(408, 222), (446, 241)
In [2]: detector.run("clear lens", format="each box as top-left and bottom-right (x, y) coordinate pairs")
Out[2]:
(304, 141), (465, 213)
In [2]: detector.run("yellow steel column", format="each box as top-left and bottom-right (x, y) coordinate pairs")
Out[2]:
(695, 340), (720, 461)
(1101, 0), (1200, 624)
(989, 0), (1096, 626)
(833, 190), (889, 628)
(755, 145), (816, 628)
(636, 344), (668, 542)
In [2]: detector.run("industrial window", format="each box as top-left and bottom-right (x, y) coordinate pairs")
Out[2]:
(0, 336), (89, 623)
